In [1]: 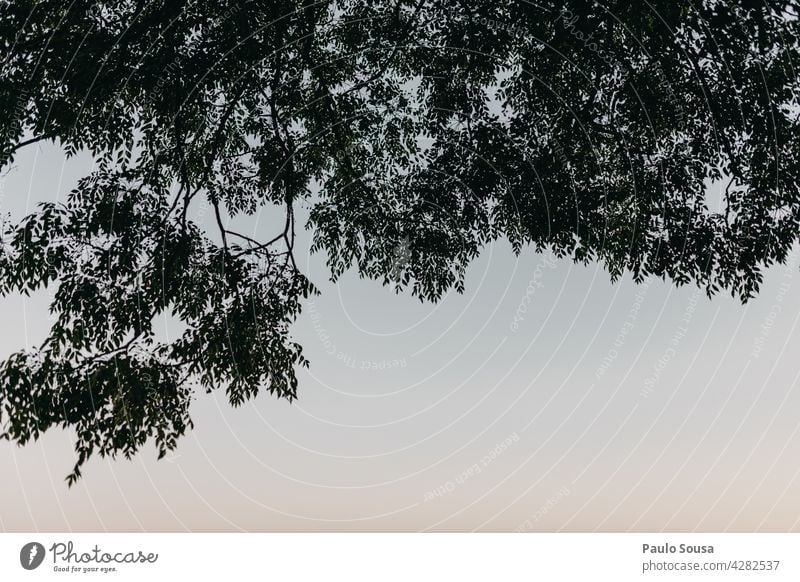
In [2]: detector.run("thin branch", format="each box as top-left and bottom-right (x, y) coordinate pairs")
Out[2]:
(724, 175), (735, 228)
(195, 84), (249, 255)
(225, 230), (262, 247)
(174, 116), (193, 230)
(2, 133), (55, 162)
(232, 232), (285, 258)
(285, 203), (297, 271)
(211, 198), (228, 253)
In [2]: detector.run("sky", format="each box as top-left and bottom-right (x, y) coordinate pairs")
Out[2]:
(1, 140), (800, 532)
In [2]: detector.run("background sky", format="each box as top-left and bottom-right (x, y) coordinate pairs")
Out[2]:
(1, 141), (800, 532)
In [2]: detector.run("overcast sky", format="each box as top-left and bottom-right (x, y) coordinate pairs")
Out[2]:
(1, 141), (800, 532)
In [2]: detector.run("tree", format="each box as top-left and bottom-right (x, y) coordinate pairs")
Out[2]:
(0, 0), (798, 483)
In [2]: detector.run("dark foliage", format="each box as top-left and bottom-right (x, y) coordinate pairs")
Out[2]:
(1, 0), (798, 482)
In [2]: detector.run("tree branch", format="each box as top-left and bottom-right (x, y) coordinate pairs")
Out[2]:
(2, 133), (55, 163)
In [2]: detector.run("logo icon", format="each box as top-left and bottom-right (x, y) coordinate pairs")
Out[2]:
(20, 542), (46, 570)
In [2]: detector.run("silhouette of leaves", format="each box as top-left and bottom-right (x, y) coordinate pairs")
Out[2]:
(1, 0), (799, 482)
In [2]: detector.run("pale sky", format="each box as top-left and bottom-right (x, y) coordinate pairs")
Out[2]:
(1, 140), (800, 532)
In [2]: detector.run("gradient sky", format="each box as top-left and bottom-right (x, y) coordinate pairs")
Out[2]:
(1, 141), (800, 532)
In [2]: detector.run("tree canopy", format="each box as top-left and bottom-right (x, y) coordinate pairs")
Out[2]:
(1, 0), (799, 483)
